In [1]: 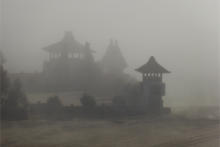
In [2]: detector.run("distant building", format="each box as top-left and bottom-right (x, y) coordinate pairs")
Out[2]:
(101, 40), (127, 75)
(10, 32), (130, 94)
(136, 56), (170, 113)
(42, 31), (96, 91)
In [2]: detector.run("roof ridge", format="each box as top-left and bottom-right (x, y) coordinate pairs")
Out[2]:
(136, 56), (170, 74)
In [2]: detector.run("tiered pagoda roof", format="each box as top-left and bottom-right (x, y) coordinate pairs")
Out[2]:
(102, 40), (127, 71)
(136, 56), (170, 74)
(43, 31), (83, 54)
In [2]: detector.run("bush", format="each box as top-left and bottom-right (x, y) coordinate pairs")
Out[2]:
(80, 93), (96, 108)
(42, 96), (64, 119)
(46, 96), (63, 113)
(1, 79), (29, 120)
(47, 96), (62, 107)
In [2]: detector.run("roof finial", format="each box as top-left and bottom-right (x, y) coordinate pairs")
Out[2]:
(149, 56), (155, 61)
(136, 56), (170, 74)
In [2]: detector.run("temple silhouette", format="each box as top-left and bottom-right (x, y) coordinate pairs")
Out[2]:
(101, 39), (127, 75)
(13, 31), (128, 94)
(7, 31), (171, 114)
(42, 31), (97, 91)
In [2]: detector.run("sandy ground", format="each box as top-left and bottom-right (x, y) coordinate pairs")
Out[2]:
(195, 139), (220, 147)
(1, 116), (220, 147)
(4, 92), (220, 146)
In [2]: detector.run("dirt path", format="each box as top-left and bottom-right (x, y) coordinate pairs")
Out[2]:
(2, 118), (219, 147)
(153, 125), (220, 147)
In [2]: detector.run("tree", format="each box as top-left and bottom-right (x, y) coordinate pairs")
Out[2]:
(80, 93), (96, 108)
(45, 96), (63, 117)
(0, 51), (9, 95)
(46, 96), (62, 108)
(0, 52), (28, 120)
(0, 50), (6, 65)
(1, 78), (29, 120)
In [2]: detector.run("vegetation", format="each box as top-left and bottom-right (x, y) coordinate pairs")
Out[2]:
(80, 93), (96, 108)
(1, 78), (29, 120)
(0, 52), (29, 121)
(46, 96), (62, 108)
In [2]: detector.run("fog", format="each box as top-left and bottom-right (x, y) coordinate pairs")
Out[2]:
(1, 0), (219, 107)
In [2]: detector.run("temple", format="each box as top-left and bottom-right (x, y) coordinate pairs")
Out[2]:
(10, 31), (129, 94)
(43, 31), (95, 61)
(136, 56), (170, 113)
(39, 32), (128, 92)
(42, 31), (96, 91)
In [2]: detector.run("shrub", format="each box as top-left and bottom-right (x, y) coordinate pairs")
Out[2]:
(46, 96), (62, 111)
(44, 96), (63, 119)
(1, 78), (29, 120)
(47, 96), (62, 107)
(80, 93), (96, 108)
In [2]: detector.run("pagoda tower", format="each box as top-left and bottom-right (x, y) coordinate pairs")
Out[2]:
(102, 40), (127, 75)
(43, 31), (83, 61)
(42, 31), (96, 91)
(136, 56), (170, 113)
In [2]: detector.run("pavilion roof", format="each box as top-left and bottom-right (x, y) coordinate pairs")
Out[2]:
(102, 40), (127, 70)
(136, 56), (170, 74)
(43, 31), (84, 54)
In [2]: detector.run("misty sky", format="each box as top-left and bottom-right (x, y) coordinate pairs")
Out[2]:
(1, 0), (219, 106)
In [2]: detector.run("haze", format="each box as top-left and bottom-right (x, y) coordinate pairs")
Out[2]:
(1, 0), (219, 107)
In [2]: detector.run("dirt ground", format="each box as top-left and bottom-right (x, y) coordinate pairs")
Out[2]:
(3, 92), (220, 146)
(1, 115), (220, 147)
